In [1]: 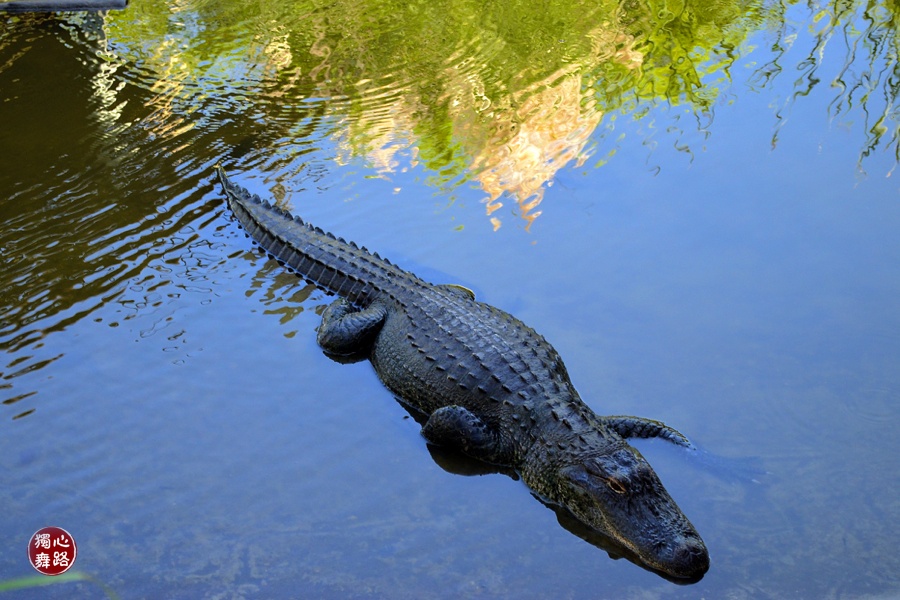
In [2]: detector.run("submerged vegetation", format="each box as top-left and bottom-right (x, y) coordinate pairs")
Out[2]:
(0, 571), (118, 598)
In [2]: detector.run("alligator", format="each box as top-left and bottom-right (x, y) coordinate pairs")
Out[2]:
(216, 165), (710, 581)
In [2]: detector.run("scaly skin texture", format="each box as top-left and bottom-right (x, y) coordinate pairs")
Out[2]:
(217, 166), (710, 580)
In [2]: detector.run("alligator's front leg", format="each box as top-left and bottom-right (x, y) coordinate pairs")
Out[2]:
(316, 298), (387, 356)
(604, 416), (695, 449)
(422, 405), (515, 466)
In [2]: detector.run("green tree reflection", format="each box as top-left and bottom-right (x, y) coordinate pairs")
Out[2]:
(106, 0), (900, 228)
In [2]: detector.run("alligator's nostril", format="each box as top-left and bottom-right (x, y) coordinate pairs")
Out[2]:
(673, 536), (710, 577)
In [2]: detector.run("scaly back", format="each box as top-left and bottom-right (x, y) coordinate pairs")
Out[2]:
(218, 166), (426, 306)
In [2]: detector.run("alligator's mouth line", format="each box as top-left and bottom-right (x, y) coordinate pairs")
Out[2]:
(533, 490), (707, 582)
(216, 165), (711, 581)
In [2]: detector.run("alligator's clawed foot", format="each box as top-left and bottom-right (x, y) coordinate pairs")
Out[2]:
(604, 415), (695, 449)
(316, 298), (387, 356)
(422, 405), (514, 465)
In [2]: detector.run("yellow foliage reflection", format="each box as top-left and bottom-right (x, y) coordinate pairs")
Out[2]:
(324, 21), (643, 230)
(440, 28), (644, 229)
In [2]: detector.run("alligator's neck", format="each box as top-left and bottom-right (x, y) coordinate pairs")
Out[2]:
(517, 389), (624, 477)
(218, 166), (426, 306)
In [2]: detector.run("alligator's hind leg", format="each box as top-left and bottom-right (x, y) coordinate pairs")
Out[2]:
(604, 416), (695, 449)
(316, 298), (387, 356)
(422, 405), (515, 465)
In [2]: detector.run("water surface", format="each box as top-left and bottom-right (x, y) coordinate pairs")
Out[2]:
(1, 1), (899, 598)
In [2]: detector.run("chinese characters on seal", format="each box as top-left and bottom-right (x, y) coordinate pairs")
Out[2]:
(28, 526), (77, 576)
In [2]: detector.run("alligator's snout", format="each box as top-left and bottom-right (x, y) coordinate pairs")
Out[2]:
(622, 509), (709, 581)
(666, 531), (710, 579)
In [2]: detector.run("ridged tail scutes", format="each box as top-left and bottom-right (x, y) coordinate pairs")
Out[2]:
(216, 165), (415, 304)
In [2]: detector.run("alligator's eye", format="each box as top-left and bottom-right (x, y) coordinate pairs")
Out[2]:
(605, 477), (628, 494)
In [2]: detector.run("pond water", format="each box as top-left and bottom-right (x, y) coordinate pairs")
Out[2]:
(1, 1), (899, 598)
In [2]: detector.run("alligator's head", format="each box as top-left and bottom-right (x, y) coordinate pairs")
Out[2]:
(551, 447), (709, 580)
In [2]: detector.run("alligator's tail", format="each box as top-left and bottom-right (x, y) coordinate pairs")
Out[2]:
(216, 165), (416, 305)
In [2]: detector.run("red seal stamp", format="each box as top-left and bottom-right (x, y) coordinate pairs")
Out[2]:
(28, 527), (77, 576)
